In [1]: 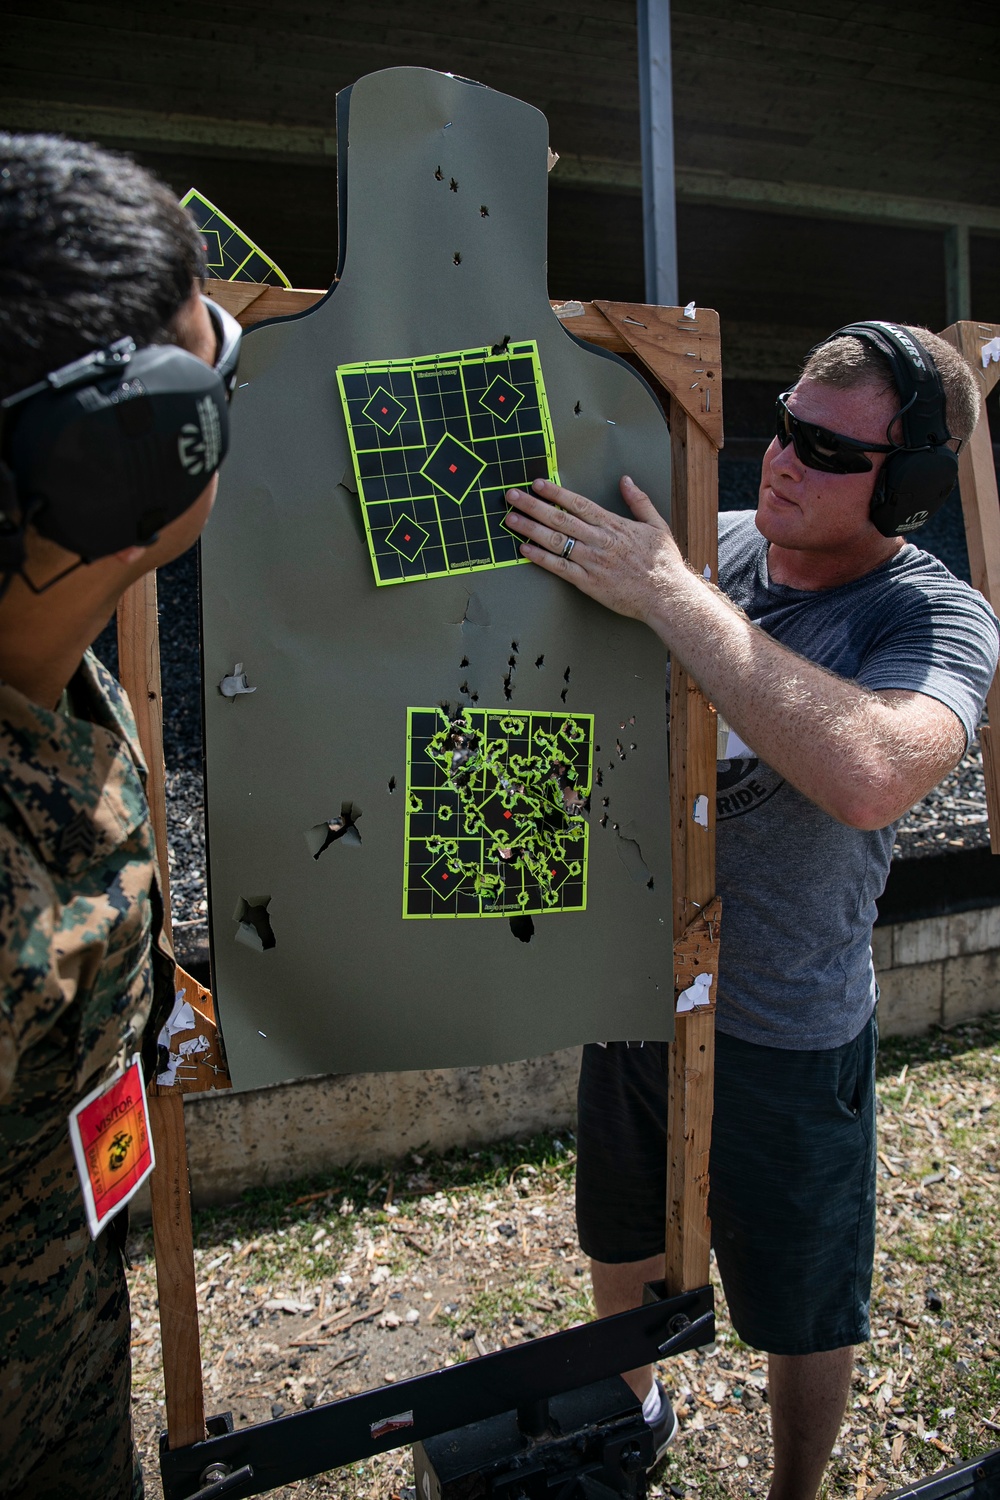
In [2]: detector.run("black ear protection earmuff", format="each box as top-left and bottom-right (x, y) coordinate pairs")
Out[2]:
(807, 321), (960, 538)
(0, 295), (241, 598)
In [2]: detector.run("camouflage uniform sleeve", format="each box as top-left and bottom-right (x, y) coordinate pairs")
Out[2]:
(0, 826), (83, 1104)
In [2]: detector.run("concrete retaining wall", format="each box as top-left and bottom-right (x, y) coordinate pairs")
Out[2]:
(151, 1047), (582, 1212)
(873, 905), (1000, 1035)
(139, 907), (1000, 1215)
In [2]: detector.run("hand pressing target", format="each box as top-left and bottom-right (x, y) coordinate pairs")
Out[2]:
(504, 476), (683, 625)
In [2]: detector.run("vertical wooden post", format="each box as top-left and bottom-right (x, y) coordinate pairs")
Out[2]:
(118, 572), (207, 1449)
(939, 320), (1000, 852)
(143, 1089), (206, 1449)
(117, 572), (173, 926)
(665, 405), (718, 1294)
(589, 299), (723, 1296)
(958, 407), (1000, 848)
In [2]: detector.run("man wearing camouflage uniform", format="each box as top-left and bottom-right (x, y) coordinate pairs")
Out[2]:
(0, 136), (229, 1499)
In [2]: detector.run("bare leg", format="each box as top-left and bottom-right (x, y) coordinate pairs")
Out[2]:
(590, 1254), (665, 1402)
(767, 1346), (855, 1500)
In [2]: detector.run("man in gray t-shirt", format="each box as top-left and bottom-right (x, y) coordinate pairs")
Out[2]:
(504, 322), (998, 1500)
(716, 509), (997, 1050)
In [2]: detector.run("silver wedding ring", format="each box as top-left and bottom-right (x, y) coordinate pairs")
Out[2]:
(561, 536), (576, 560)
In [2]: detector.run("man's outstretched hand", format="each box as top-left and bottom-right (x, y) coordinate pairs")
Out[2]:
(504, 476), (682, 624)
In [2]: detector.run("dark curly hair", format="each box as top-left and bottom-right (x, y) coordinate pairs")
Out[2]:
(0, 133), (206, 400)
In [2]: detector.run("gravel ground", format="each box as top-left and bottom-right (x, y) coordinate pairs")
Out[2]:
(94, 552), (208, 935)
(127, 1013), (1000, 1500)
(91, 470), (989, 940)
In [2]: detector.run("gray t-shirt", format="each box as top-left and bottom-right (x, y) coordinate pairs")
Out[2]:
(713, 511), (999, 1050)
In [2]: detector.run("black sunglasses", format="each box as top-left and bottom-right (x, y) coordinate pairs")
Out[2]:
(774, 393), (896, 475)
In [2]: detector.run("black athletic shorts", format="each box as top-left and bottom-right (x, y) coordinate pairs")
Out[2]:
(575, 1015), (878, 1355)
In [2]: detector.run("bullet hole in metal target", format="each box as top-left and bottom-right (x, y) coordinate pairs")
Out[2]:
(509, 915), (534, 944)
(305, 803), (363, 859)
(233, 896), (276, 952)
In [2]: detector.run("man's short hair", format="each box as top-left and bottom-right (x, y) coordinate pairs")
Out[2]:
(799, 324), (980, 444)
(0, 134), (206, 401)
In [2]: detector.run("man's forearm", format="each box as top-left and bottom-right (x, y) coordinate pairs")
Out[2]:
(645, 563), (962, 829)
(502, 478), (965, 828)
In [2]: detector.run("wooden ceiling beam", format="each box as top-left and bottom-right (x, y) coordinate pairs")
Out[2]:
(8, 96), (1000, 243)
(673, 170), (1000, 234)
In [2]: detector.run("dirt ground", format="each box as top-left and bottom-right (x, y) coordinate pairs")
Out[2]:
(129, 1013), (1000, 1500)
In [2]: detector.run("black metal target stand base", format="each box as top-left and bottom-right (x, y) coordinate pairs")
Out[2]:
(159, 1283), (713, 1500)
(415, 1374), (652, 1500)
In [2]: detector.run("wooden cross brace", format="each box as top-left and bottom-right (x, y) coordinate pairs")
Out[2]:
(939, 322), (1000, 850)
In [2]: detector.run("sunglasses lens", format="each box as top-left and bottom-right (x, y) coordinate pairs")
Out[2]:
(774, 398), (873, 475)
(799, 428), (843, 472)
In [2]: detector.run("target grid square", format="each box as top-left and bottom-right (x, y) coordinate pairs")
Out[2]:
(403, 706), (593, 919)
(337, 342), (559, 585)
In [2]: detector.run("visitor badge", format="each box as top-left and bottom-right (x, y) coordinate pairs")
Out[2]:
(68, 1057), (155, 1239)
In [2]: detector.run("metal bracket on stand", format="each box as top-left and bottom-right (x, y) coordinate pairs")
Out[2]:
(160, 1283), (713, 1500)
